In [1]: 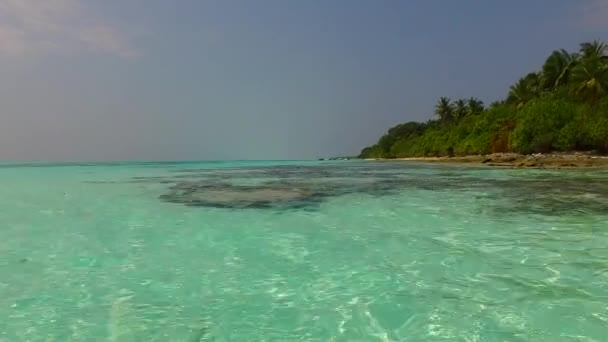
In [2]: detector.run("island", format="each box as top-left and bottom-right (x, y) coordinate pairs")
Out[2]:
(359, 40), (608, 167)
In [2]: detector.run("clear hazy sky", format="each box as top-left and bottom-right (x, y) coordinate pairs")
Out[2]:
(1, 0), (607, 161)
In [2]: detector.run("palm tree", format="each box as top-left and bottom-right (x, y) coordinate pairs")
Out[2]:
(466, 97), (484, 116)
(541, 49), (577, 89)
(579, 40), (608, 60)
(453, 99), (468, 121)
(434, 97), (454, 123)
(570, 56), (608, 104)
(507, 72), (541, 108)
(489, 100), (504, 109)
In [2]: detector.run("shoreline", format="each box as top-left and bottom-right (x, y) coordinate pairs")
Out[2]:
(365, 152), (608, 168)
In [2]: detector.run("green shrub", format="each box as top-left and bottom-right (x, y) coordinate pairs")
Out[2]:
(510, 97), (578, 153)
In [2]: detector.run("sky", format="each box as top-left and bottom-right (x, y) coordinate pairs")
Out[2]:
(1, 0), (607, 161)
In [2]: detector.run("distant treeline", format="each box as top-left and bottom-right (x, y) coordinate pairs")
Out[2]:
(360, 40), (608, 158)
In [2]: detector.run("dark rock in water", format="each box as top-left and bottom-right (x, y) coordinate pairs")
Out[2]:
(19, 258), (28, 264)
(482, 158), (492, 163)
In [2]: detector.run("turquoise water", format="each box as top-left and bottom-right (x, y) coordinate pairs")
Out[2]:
(1, 161), (607, 341)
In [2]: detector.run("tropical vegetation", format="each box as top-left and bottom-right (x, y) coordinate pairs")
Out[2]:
(359, 40), (608, 158)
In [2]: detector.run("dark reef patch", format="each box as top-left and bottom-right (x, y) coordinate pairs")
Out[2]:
(159, 181), (324, 209)
(149, 163), (608, 214)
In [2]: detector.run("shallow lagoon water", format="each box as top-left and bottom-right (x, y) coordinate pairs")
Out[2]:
(1, 161), (607, 341)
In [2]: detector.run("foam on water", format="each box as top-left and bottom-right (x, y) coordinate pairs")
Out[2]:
(1, 161), (608, 341)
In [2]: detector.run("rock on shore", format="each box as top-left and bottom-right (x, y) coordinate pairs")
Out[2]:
(374, 152), (608, 168)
